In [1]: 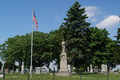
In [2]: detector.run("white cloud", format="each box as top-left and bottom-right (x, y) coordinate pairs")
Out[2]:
(96, 15), (119, 28)
(84, 6), (98, 19)
(0, 38), (3, 40)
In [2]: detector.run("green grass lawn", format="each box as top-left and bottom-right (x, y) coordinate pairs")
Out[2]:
(0, 72), (120, 80)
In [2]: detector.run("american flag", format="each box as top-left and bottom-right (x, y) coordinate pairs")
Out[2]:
(33, 11), (38, 29)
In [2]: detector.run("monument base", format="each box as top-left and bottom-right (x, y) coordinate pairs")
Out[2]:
(90, 71), (93, 72)
(57, 71), (70, 76)
(100, 71), (107, 74)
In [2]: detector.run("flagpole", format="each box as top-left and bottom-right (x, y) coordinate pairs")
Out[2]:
(30, 8), (34, 78)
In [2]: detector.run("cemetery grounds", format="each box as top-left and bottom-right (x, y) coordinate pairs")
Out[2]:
(0, 72), (120, 80)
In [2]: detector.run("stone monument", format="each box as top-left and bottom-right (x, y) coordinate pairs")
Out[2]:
(100, 64), (107, 74)
(46, 68), (49, 73)
(68, 65), (71, 72)
(114, 70), (118, 74)
(40, 67), (46, 74)
(57, 39), (70, 76)
(9, 70), (13, 74)
(94, 66), (98, 73)
(109, 69), (114, 73)
(90, 65), (93, 72)
(87, 66), (89, 72)
(21, 62), (24, 74)
(35, 67), (40, 74)
(15, 69), (19, 73)
(5, 69), (9, 74)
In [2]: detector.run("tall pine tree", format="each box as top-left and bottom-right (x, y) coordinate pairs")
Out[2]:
(62, 1), (91, 74)
(113, 28), (120, 65)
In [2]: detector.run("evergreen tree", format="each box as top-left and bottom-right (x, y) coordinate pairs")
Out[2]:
(113, 28), (120, 65)
(61, 1), (91, 74)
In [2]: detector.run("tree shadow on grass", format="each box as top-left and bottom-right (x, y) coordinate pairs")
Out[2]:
(72, 72), (100, 75)
(82, 72), (99, 75)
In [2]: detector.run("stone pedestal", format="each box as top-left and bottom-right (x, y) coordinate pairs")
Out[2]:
(21, 62), (24, 74)
(35, 67), (40, 74)
(57, 40), (70, 76)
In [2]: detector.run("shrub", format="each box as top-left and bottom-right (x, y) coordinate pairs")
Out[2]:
(79, 67), (84, 72)
(73, 67), (84, 72)
(73, 67), (77, 72)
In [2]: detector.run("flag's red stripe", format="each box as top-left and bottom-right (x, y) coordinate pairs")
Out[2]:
(33, 12), (38, 29)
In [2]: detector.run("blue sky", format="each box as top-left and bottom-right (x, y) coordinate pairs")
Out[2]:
(0, 0), (120, 69)
(0, 0), (120, 44)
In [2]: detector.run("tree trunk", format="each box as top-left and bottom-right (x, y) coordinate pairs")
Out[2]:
(77, 63), (79, 75)
(13, 62), (15, 72)
(19, 61), (22, 72)
(46, 62), (50, 69)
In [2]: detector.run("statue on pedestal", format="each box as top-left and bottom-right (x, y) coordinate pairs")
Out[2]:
(57, 39), (70, 76)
